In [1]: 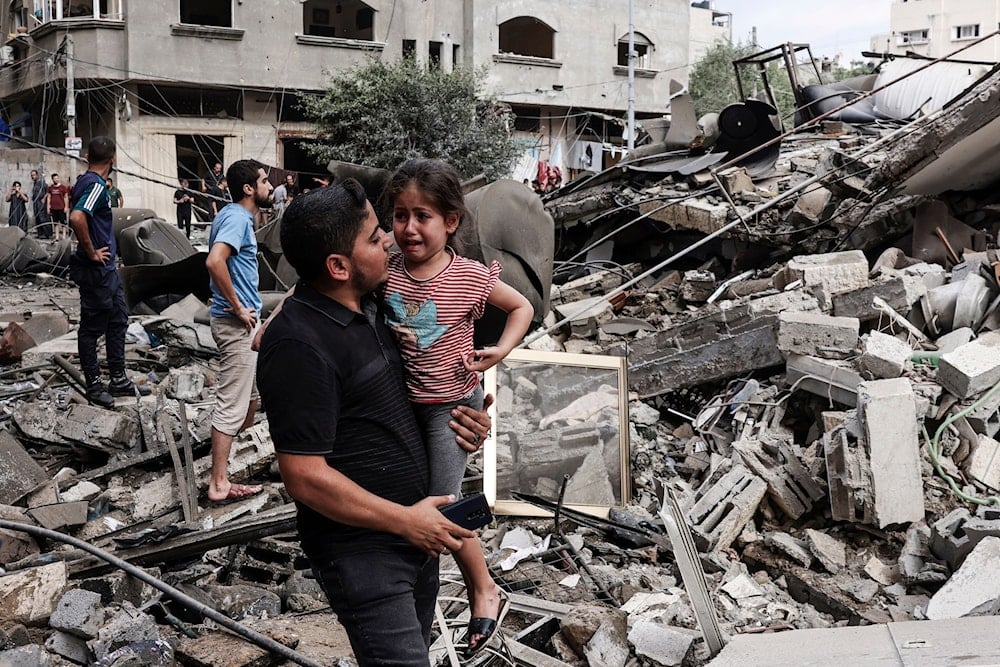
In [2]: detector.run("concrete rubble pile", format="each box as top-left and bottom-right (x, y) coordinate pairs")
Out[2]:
(4, 67), (1000, 667)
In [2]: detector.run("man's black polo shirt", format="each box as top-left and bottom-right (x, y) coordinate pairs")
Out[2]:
(257, 282), (429, 555)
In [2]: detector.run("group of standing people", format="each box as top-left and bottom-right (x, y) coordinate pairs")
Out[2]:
(6, 169), (122, 240)
(68, 137), (525, 664)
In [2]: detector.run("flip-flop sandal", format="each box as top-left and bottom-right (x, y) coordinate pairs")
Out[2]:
(463, 589), (510, 658)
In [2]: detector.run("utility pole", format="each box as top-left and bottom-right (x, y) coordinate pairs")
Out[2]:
(65, 35), (79, 156)
(626, 0), (635, 150)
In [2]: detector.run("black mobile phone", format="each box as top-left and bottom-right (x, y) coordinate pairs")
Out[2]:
(440, 493), (492, 530)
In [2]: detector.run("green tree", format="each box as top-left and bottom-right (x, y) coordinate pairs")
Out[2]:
(301, 58), (520, 181)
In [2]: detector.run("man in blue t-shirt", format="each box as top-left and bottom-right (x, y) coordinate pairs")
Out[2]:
(204, 159), (273, 503)
(68, 136), (145, 407)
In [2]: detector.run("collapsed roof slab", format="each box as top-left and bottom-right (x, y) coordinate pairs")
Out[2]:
(869, 66), (1000, 195)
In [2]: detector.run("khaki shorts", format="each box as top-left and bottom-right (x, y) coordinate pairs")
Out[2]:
(211, 316), (259, 436)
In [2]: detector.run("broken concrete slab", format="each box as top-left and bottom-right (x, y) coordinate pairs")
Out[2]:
(965, 433), (1000, 490)
(785, 250), (869, 306)
(0, 561), (68, 625)
(733, 440), (824, 519)
(87, 602), (164, 662)
(27, 501), (89, 531)
(823, 418), (874, 525)
(805, 529), (847, 574)
(45, 630), (90, 665)
(627, 620), (696, 666)
(13, 402), (140, 453)
(0, 431), (48, 505)
(0, 645), (54, 666)
(859, 379), (925, 528)
(831, 276), (910, 321)
(787, 354), (863, 407)
(926, 536), (1000, 620)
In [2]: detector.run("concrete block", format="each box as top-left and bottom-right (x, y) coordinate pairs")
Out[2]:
(787, 250), (869, 304)
(930, 508), (973, 571)
(0, 561), (68, 625)
(938, 331), (1000, 399)
(963, 390), (1000, 437)
(927, 536), (1000, 619)
(0, 430), (48, 505)
(718, 166), (755, 196)
(859, 379), (925, 528)
(935, 327), (975, 354)
(805, 529), (847, 574)
(680, 269), (716, 303)
(639, 198), (729, 234)
(777, 311), (859, 358)
(584, 620), (629, 667)
(49, 588), (105, 639)
(204, 584), (281, 621)
(45, 630), (90, 664)
(864, 556), (899, 585)
(687, 462), (767, 552)
(60, 481), (101, 503)
(747, 289), (820, 317)
(859, 331), (912, 379)
(166, 366), (206, 402)
(764, 531), (813, 567)
(787, 354), (862, 407)
(627, 619), (696, 666)
(832, 277), (909, 321)
(965, 434), (1000, 490)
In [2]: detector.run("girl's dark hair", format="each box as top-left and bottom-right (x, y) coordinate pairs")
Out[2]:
(379, 159), (470, 237)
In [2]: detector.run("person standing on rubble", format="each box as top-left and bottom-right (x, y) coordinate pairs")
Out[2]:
(204, 159), (272, 504)
(256, 180), (494, 666)
(174, 178), (193, 239)
(45, 172), (70, 240)
(6, 180), (28, 232)
(29, 169), (47, 238)
(68, 136), (144, 407)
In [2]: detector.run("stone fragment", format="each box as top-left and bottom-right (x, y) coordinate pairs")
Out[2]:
(823, 418), (874, 524)
(837, 577), (879, 603)
(560, 605), (627, 657)
(926, 536), (1000, 619)
(718, 166), (755, 196)
(0, 561), (68, 625)
(721, 574), (764, 600)
(680, 270), (717, 303)
(13, 402), (140, 453)
(175, 627), (296, 667)
(0, 645), (53, 666)
(205, 584), (282, 621)
(49, 588), (105, 638)
(166, 366), (206, 402)
(45, 630), (90, 665)
(627, 620), (696, 666)
(937, 331), (1000, 399)
(777, 311), (859, 358)
(0, 431), (47, 505)
(764, 531), (813, 567)
(859, 331), (912, 379)
(0, 527), (39, 565)
(804, 529), (847, 573)
(935, 327), (975, 353)
(787, 354), (863, 407)
(859, 379), (925, 528)
(787, 185), (832, 225)
(59, 481), (101, 503)
(864, 556), (899, 586)
(27, 501), (89, 530)
(639, 198), (729, 234)
(583, 620), (628, 667)
(87, 603), (161, 662)
(831, 277), (909, 321)
(733, 440), (824, 519)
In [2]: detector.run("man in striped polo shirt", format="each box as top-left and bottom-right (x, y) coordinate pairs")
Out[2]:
(68, 136), (144, 407)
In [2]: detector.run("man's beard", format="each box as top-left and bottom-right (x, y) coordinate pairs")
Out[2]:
(254, 191), (272, 209)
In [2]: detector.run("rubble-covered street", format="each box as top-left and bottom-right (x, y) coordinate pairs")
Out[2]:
(5, 40), (1000, 667)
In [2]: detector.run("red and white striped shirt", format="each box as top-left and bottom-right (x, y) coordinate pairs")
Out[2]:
(384, 250), (501, 403)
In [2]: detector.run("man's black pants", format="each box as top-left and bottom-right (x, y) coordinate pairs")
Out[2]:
(70, 262), (128, 384)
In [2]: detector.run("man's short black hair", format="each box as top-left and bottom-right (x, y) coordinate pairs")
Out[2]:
(226, 159), (265, 202)
(87, 136), (115, 164)
(280, 178), (369, 282)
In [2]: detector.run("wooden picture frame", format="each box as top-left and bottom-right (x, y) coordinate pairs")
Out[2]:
(483, 348), (630, 517)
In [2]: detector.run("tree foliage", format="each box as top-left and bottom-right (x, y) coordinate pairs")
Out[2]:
(301, 58), (520, 181)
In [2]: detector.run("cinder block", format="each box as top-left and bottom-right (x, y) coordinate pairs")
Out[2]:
(938, 331), (1000, 399)
(687, 462), (767, 552)
(823, 421), (873, 524)
(778, 311), (859, 358)
(929, 508), (972, 570)
(859, 379), (925, 528)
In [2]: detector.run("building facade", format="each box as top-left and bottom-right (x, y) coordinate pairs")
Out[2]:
(0, 0), (732, 214)
(871, 0), (1000, 61)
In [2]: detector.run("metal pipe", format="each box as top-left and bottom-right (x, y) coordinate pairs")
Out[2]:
(0, 519), (326, 667)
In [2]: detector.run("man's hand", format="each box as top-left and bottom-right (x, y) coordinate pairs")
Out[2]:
(450, 393), (494, 453)
(225, 304), (258, 334)
(399, 496), (476, 557)
(89, 245), (111, 265)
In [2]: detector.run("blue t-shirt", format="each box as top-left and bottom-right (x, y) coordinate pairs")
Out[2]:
(208, 203), (262, 318)
(71, 171), (115, 271)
